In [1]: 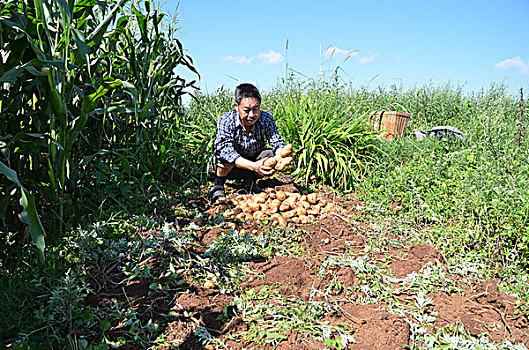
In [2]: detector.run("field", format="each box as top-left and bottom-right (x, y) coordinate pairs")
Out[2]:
(1, 0), (529, 349)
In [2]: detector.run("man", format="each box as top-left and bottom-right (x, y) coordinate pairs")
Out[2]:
(209, 83), (287, 203)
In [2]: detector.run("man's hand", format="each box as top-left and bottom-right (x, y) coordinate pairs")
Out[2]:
(234, 156), (274, 177)
(254, 158), (274, 177)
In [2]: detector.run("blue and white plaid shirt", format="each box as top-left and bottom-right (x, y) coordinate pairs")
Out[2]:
(213, 109), (286, 163)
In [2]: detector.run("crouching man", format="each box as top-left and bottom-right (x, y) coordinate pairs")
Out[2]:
(209, 83), (287, 203)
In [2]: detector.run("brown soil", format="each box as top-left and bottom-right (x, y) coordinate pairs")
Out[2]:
(86, 180), (529, 349)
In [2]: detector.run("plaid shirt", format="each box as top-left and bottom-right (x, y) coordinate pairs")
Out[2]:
(213, 109), (286, 163)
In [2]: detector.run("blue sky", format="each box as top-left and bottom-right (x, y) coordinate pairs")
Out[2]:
(164, 0), (529, 97)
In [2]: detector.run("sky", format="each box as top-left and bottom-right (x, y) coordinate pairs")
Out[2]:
(162, 0), (529, 98)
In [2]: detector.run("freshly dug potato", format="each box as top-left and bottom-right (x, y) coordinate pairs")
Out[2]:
(274, 214), (288, 228)
(239, 201), (250, 212)
(307, 206), (320, 216)
(204, 280), (216, 289)
(285, 196), (297, 208)
(260, 203), (269, 212)
(300, 195), (307, 202)
(263, 157), (278, 167)
(276, 190), (287, 201)
(291, 216), (301, 224)
(299, 215), (309, 224)
(283, 210), (297, 219)
(307, 214), (316, 222)
(276, 144), (293, 158)
(279, 202), (290, 212)
(275, 156), (293, 171)
(307, 193), (318, 204)
(236, 212), (253, 221)
(248, 201), (260, 212)
(275, 159), (289, 171)
(279, 144), (292, 157)
(253, 193), (267, 204)
(269, 199), (282, 209)
(298, 201), (310, 209)
(296, 207), (307, 216)
(253, 211), (265, 221)
(267, 206), (278, 215)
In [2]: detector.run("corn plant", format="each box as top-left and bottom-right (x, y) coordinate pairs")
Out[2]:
(0, 0), (198, 255)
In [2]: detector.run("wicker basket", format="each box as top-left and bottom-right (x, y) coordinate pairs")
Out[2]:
(369, 111), (410, 140)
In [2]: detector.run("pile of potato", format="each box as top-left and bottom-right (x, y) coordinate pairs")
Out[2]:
(223, 189), (335, 228)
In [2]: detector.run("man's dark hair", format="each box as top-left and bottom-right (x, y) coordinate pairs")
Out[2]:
(235, 83), (261, 105)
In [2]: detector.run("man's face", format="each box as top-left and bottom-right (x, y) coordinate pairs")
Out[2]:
(236, 97), (260, 130)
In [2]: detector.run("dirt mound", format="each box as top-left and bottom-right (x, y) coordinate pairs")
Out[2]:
(246, 256), (318, 299)
(329, 304), (410, 349)
(389, 243), (444, 278)
(430, 280), (529, 344)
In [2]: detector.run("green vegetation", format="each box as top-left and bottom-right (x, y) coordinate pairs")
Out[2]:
(1, 0), (528, 347)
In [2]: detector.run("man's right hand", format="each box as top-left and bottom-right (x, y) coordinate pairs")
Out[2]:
(254, 158), (274, 177)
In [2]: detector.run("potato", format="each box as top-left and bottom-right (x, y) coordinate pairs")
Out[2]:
(296, 207), (307, 216)
(307, 206), (320, 216)
(204, 280), (216, 289)
(276, 190), (287, 201)
(299, 215), (309, 224)
(283, 210), (297, 219)
(307, 214), (316, 222)
(279, 202), (290, 212)
(248, 201), (260, 212)
(269, 192), (276, 199)
(275, 158), (289, 171)
(260, 203), (269, 212)
(253, 211), (265, 221)
(291, 216), (301, 224)
(285, 196), (297, 208)
(279, 146), (292, 157)
(236, 212), (253, 221)
(269, 199), (282, 209)
(307, 193), (318, 204)
(239, 201), (249, 212)
(263, 157), (278, 167)
(300, 195), (307, 202)
(267, 206), (278, 215)
(271, 213), (287, 228)
(277, 144), (292, 158)
(224, 209), (235, 218)
(253, 193), (267, 204)
(298, 201), (310, 209)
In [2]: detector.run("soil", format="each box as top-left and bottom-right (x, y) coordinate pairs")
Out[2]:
(86, 179), (529, 349)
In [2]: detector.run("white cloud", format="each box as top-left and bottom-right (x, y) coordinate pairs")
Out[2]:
(257, 50), (283, 65)
(324, 46), (359, 58)
(493, 56), (529, 75)
(223, 55), (253, 65)
(223, 51), (283, 66)
(359, 54), (376, 64)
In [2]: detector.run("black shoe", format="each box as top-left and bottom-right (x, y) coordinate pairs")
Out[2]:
(209, 185), (226, 203)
